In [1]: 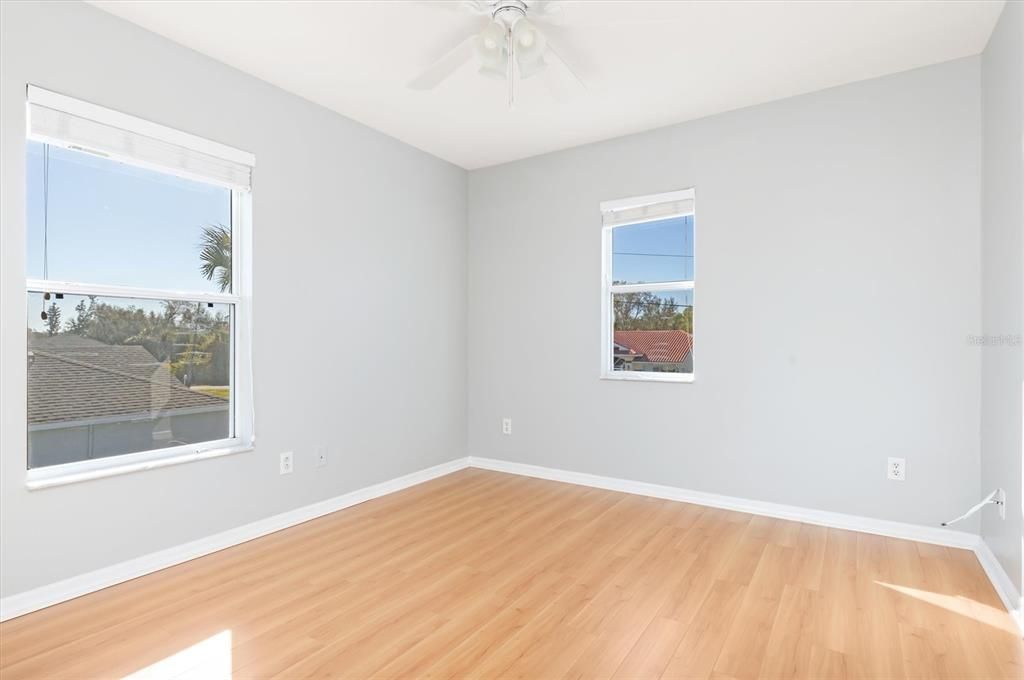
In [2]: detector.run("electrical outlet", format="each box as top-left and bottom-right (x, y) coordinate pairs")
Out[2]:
(315, 447), (328, 468)
(887, 457), (906, 481)
(502, 417), (512, 435)
(996, 488), (1006, 519)
(280, 451), (293, 475)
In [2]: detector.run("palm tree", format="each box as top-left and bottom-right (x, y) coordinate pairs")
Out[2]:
(198, 224), (231, 292)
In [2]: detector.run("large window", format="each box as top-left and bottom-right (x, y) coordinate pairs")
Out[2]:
(600, 189), (695, 382)
(24, 86), (254, 486)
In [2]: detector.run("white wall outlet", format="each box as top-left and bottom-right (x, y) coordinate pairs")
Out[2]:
(315, 447), (328, 468)
(502, 417), (512, 435)
(887, 457), (906, 481)
(996, 487), (1006, 519)
(280, 451), (294, 475)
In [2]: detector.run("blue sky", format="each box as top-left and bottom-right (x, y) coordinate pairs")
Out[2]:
(612, 214), (694, 284)
(26, 141), (230, 293)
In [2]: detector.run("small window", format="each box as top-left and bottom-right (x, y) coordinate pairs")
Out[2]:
(24, 86), (254, 484)
(600, 189), (694, 382)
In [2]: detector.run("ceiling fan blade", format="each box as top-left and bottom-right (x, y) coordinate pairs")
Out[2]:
(544, 38), (586, 90)
(408, 36), (477, 90)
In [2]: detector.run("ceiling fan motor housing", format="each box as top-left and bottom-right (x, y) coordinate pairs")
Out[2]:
(492, 0), (528, 27)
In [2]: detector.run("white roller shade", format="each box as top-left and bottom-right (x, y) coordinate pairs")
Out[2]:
(601, 189), (694, 228)
(27, 86), (254, 192)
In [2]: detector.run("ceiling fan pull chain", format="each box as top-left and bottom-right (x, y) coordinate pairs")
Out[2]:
(507, 24), (515, 109)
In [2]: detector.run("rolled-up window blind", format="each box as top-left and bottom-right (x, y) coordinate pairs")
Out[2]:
(27, 86), (254, 192)
(601, 189), (694, 228)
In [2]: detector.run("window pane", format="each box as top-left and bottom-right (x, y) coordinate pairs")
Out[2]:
(26, 141), (232, 293)
(611, 215), (693, 284)
(612, 290), (693, 374)
(27, 293), (232, 468)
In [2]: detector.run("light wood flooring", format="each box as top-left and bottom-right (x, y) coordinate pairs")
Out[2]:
(0, 468), (1020, 679)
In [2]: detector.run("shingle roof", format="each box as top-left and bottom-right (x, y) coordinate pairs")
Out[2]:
(613, 330), (693, 363)
(28, 335), (227, 425)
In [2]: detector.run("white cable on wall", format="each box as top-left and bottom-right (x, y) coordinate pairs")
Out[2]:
(941, 488), (1006, 526)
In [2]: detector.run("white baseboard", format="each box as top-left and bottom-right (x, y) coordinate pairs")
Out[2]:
(975, 539), (1024, 631)
(0, 457), (470, 622)
(469, 457), (979, 548)
(4, 453), (1019, 636)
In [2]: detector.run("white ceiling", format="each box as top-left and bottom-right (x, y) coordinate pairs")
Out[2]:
(88, 0), (1004, 170)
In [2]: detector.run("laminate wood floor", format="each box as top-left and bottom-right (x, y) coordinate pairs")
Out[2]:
(0, 468), (1020, 679)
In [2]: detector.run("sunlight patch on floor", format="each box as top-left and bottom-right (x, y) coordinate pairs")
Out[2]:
(121, 629), (231, 680)
(876, 581), (1017, 635)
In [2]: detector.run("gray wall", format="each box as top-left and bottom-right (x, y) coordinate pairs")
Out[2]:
(980, 1), (1023, 595)
(0, 1), (467, 597)
(468, 58), (983, 532)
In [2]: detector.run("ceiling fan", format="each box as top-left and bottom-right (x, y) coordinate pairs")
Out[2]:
(409, 0), (583, 108)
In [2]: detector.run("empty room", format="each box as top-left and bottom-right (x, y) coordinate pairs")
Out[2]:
(0, 0), (1022, 678)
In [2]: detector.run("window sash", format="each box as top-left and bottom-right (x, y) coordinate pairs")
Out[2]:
(25, 280), (240, 305)
(602, 288), (696, 381)
(24, 183), (254, 484)
(608, 281), (693, 294)
(25, 297), (240, 476)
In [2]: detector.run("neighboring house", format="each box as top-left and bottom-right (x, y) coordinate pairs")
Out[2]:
(613, 330), (693, 373)
(27, 334), (229, 468)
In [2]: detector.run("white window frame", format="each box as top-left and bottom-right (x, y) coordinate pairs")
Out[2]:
(600, 188), (695, 383)
(23, 87), (255, 489)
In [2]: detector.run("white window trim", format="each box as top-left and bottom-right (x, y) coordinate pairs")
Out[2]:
(600, 188), (695, 383)
(602, 370), (695, 384)
(25, 441), (255, 491)
(23, 99), (255, 489)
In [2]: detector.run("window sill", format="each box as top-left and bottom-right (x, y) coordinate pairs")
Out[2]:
(25, 443), (254, 491)
(601, 372), (695, 384)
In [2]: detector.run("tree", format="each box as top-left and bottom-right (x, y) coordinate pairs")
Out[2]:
(65, 297), (96, 335)
(672, 306), (694, 334)
(59, 296), (230, 386)
(45, 303), (62, 336)
(613, 289), (692, 333)
(198, 224), (232, 292)
(171, 316), (229, 387)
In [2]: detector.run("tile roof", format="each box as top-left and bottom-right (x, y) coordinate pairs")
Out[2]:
(613, 330), (693, 364)
(28, 334), (227, 425)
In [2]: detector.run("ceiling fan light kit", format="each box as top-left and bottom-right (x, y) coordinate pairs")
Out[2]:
(411, 0), (580, 109)
(514, 19), (548, 79)
(476, 20), (508, 79)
